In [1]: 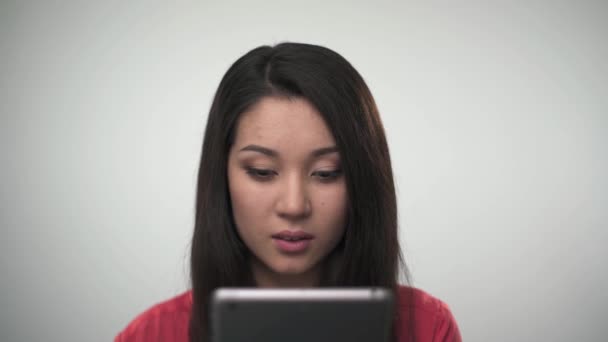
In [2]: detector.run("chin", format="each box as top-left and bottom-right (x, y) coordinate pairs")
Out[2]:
(270, 259), (312, 275)
(272, 264), (308, 275)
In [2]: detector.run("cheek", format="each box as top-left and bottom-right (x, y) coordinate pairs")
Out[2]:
(228, 168), (271, 231)
(315, 185), (348, 238)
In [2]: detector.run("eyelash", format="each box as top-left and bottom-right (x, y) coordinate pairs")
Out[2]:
(245, 168), (276, 180)
(313, 170), (342, 181)
(245, 167), (342, 182)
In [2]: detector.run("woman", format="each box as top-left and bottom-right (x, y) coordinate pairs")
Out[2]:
(115, 42), (461, 342)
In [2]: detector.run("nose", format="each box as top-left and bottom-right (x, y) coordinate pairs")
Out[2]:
(275, 173), (312, 220)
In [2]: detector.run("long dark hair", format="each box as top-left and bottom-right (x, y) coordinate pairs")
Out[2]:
(190, 42), (414, 342)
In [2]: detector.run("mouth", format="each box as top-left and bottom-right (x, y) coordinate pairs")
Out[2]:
(272, 230), (314, 241)
(272, 230), (314, 253)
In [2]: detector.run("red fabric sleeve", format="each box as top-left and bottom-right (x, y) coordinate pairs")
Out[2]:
(431, 299), (462, 342)
(114, 292), (191, 342)
(395, 286), (462, 342)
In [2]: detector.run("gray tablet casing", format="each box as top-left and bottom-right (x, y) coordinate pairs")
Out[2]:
(210, 288), (394, 342)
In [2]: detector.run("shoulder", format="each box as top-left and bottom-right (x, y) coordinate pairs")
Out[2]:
(395, 286), (462, 342)
(114, 290), (192, 342)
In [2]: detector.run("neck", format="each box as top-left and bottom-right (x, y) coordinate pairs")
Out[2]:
(251, 259), (321, 288)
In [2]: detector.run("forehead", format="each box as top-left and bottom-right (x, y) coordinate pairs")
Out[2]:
(233, 96), (336, 149)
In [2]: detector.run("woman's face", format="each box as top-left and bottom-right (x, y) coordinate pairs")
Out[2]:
(227, 96), (347, 287)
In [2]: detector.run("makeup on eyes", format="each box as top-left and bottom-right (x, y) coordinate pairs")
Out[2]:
(244, 166), (277, 181)
(236, 147), (342, 182)
(313, 169), (342, 177)
(242, 165), (342, 182)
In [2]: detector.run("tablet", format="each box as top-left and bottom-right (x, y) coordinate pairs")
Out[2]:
(210, 288), (394, 342)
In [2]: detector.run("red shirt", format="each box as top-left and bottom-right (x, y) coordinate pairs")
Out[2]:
(115, 286), (461, 342)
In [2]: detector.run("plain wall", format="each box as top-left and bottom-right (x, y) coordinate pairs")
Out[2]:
(1, 1), (607, 341)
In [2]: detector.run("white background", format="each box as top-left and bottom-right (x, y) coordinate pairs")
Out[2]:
(1, 1), (607, 341)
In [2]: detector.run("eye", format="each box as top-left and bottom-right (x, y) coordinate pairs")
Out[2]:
(245, 167), (277, 181)
(312, 169), (342, 182)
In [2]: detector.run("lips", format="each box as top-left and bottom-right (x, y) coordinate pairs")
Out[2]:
(272, 230), (314, 253)
(272, 230), (314, 241)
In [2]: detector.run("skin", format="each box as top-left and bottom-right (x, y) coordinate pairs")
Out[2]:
(227, 96), (348, 288)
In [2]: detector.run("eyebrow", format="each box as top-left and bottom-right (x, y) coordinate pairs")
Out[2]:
(238, 144), (339, 158)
